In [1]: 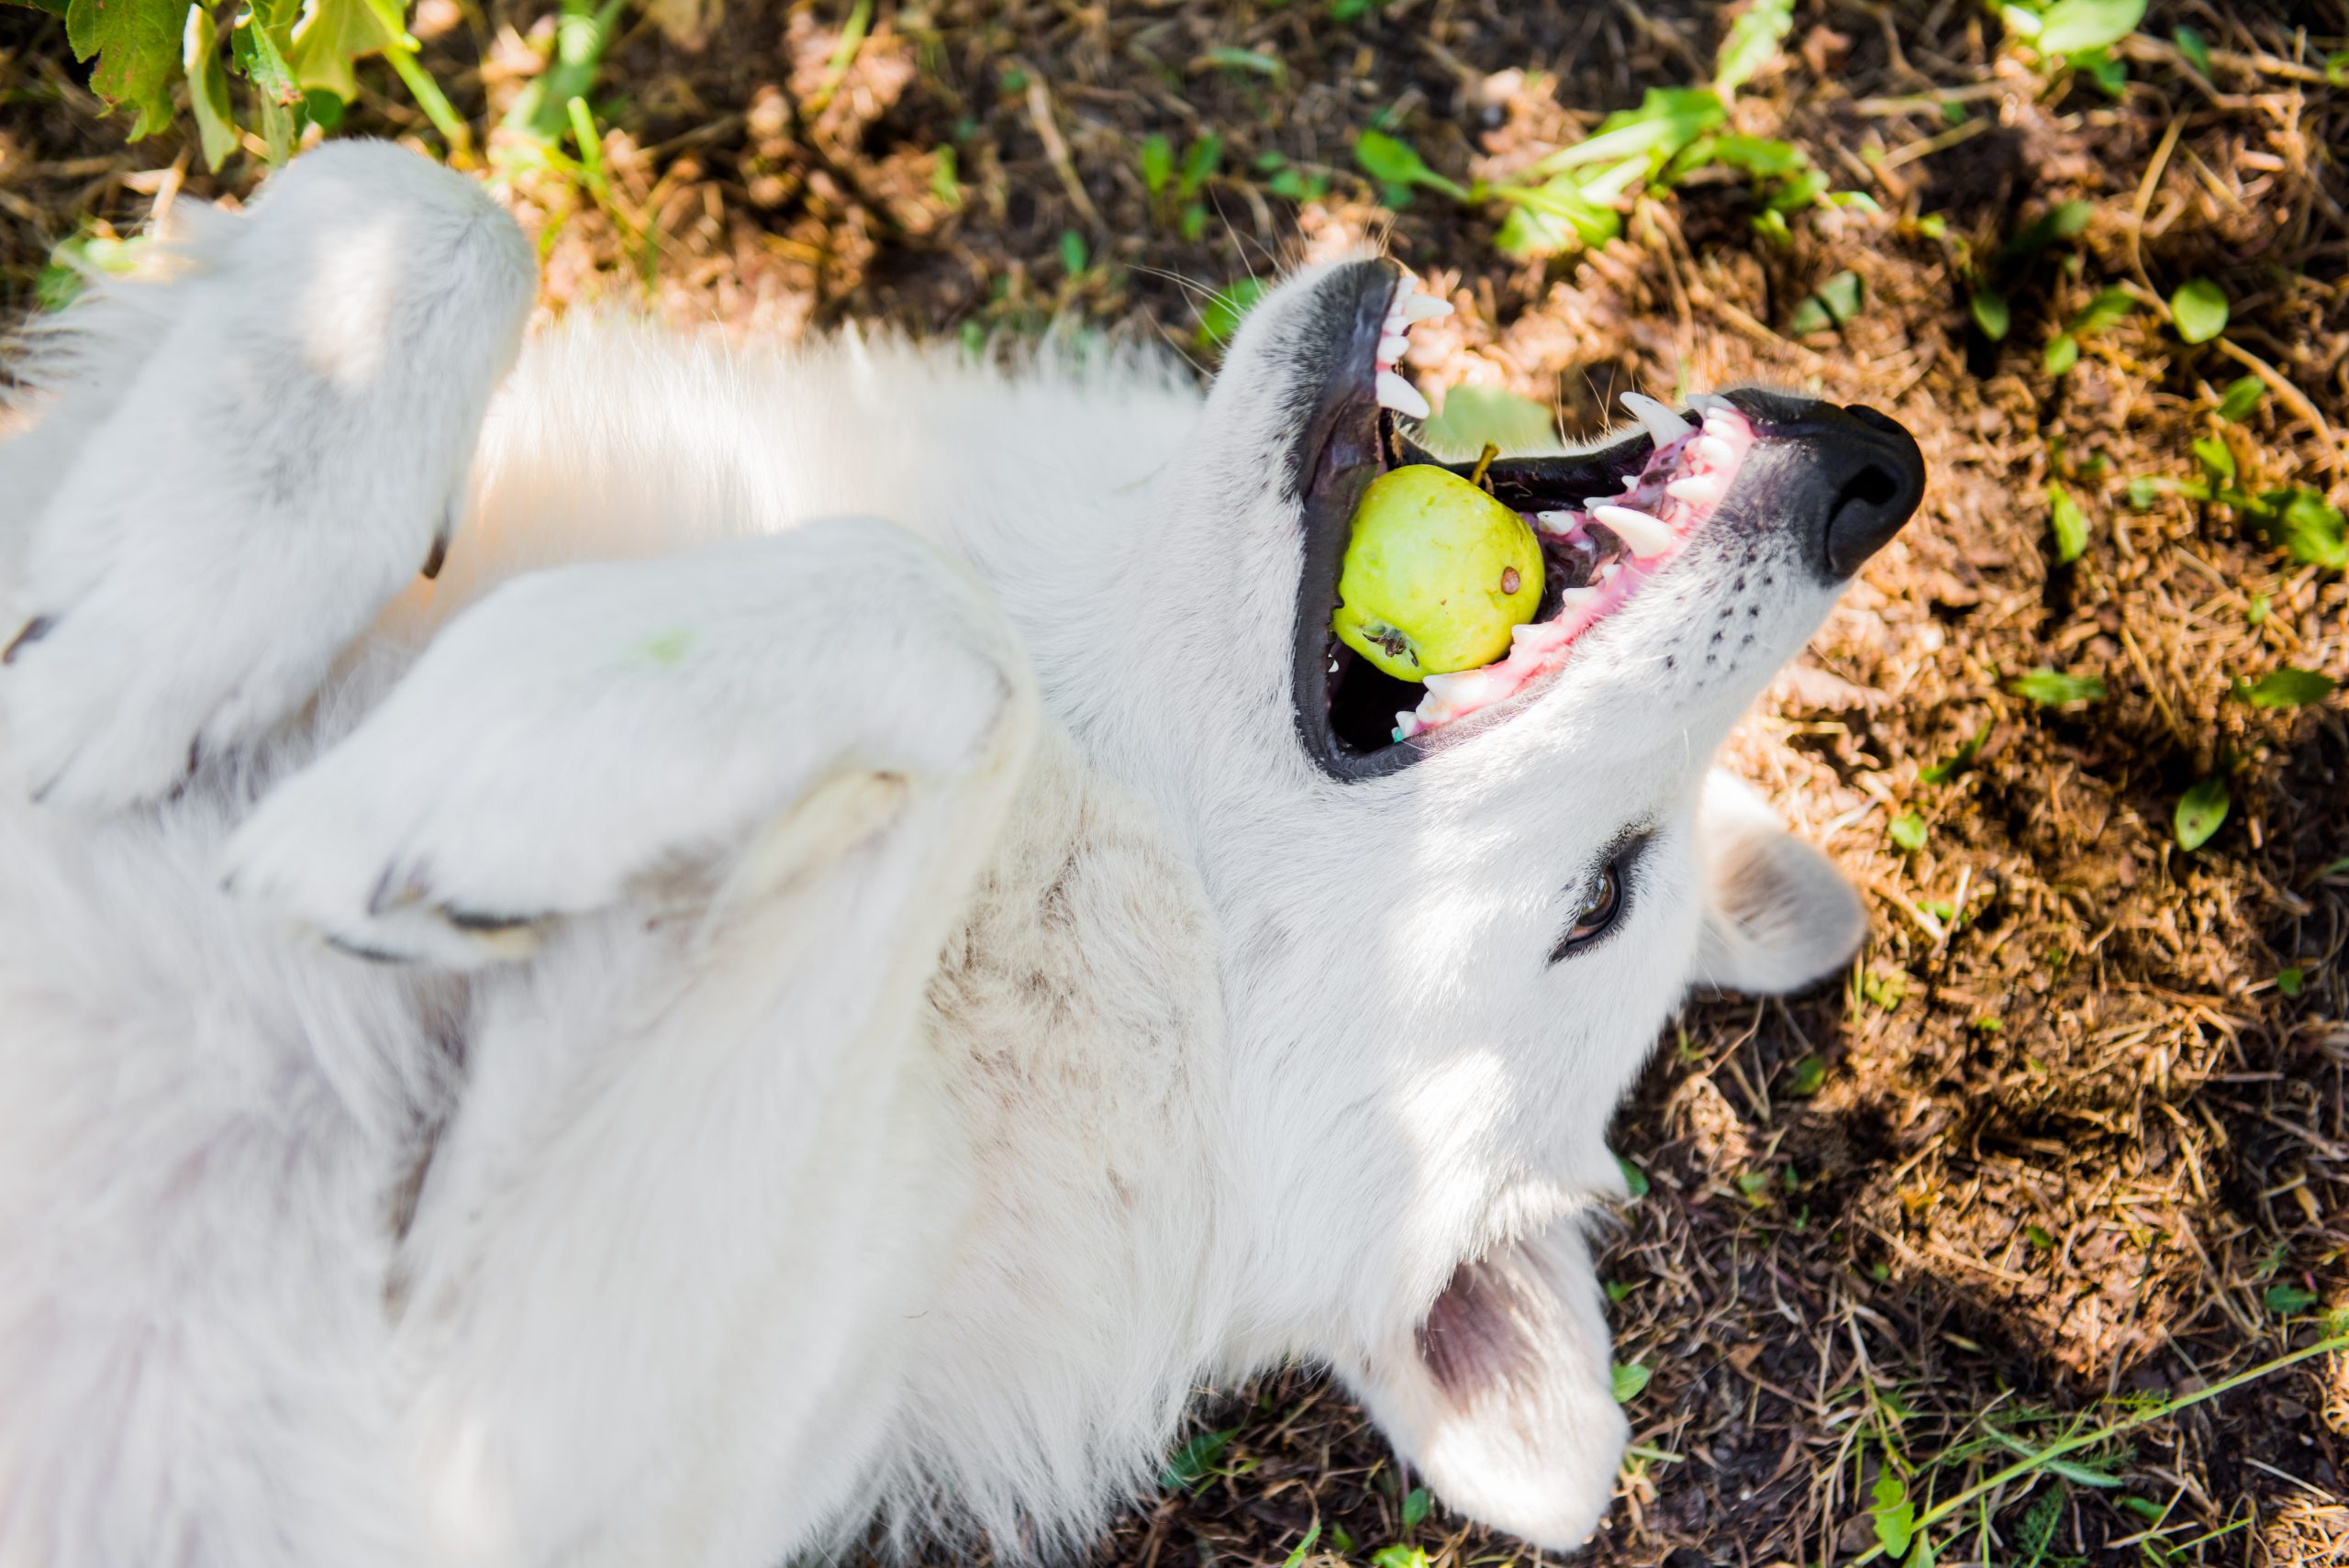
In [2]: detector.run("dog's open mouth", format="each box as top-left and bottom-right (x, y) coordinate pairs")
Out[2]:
(1287, 263), (1756, 779)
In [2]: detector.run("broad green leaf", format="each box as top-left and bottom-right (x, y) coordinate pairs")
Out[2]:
(1175, 132), (1221, 199)
(286, 0), (407, 99)
(2277, 967), (2304, 997)
(2047, 482), (2088, 562)
(1158, 1426), (1237, 1489)
(233, 4), (302, 108)
(1279, 1523), (1321, 1568)
(1417, 386), (1556, 457)
(1400, 1487), (1431, 1529)
(2034, 0), (2144, 55)
(1787, 1054), (1826, 1095)
(1193, 277), (1268, 350)
(1494, 172), (1620, 257)
(1057, 229), (1087, 276)
(1889, 810), (1927, 852)
(67, 0), (195, 135)
(2216, 374), (2265, 421)
(1704, 132), (1805, 178)
(2170, 277), (2228, 343)
(2173, 25), (2210, 76)
(1369, 1548), (1428, 1568)
(1610, 1362), (1651, 1402)
(1713, 0), (1794, 94)
(1970, 288), (2010, 341)
(2025, 1223), (2054, 1248)
(1870, 1472), (1916, 1559)
(1907, 1529), (1937, 1568)
(2236, 668), (2336, 708)
(2175, 776), (2229, 851)
(1140, 133), (1172, 195)
(1815, 269), (1864, 324)
(2009, 669), (2105, 705)
(183, 4), (239, 171)
(1533, 87), (1726, 175)
(2043, 332), (2078, 374)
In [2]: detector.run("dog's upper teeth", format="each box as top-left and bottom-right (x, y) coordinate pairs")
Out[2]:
(1700, 408), (1743, 441)
(1590, 503), (1675, 559)
(1620, 392), (1691, 452)
(1533, 509), (1583, 536)
(1665, 473), (1725, 506)
(1397, 293), (1453, 325)
(1378, 332), (1409, 363)
(1557, 584), (1599, 608)
(1375, 371), (1431, 419)
(1687, 392), (1736, 417)
(1687, 434), (1735, 470)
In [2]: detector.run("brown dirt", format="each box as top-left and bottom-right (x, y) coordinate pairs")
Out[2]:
(4, 0), (2347, 1562)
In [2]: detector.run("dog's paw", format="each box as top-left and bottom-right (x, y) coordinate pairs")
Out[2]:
(0, 142), (531, 811)
(224, 527), (1024, 968)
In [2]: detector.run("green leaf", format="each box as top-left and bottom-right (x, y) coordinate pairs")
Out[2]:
(2191, 436), (2236, 482)
(68, 0), (195, 135)
(1368, 1548), (1427, 1568)
(2252, 488), (2346, 569)
(2033, 0), (2144, 56)
(1920, 727), (1987, 784)
(1997, 200), (2093, 262)
(1610, 1362), (1651, 1402)
(285, 0), (407, 99)
(1870, 1472), (1916, 1560)
(1400, 1487), (1430, 1529)
(2215, 374), (2265, 421)
(1057, 229), (1088, 277)
(1159, 1426), (1237, 1489)
(1713, 0), (1794, 95)
(2066, 285), (2134, 337)
(2047, 482), (2088, 563)
(1787, 1053), (1826, 1095)
(2080, 50), (2126, 95)
(1970, 288), (2011, 341)
(1353, 129), (1466, 203)
(1416, 386), (1555, 457)
(2009, 669), (2105, 705)
(2175, 776), (2230, 851)
(1493, 172), (1620, 258)
(1140, 132), (1173, 195)
(1816, 269), (1865, 324)
(2170, 277), (2229, 344)
(2025, 1223), (2055, 1248)
(1200, 46), (1283, 82)
(1193, 277), (1269, 350)
(2247, 592), (2271, 625)
(2173, 24), (2210, 76)
(1531, 87), (1725, 177)
(1906, 1529), (1937, 1568)
(1889, 810), (1928, 853)
(183, 4), (239, 171)
(1279, 1523), (1322, 1568)
(1174, 132), (1222, 200)
(2043, 332), (2078, 374)
(2237, 668), (2336, 708)
(1615, 1154), (1650, 1199)
(2265, 1281), (2319, 1315)
(2277, 967), (2304, 998)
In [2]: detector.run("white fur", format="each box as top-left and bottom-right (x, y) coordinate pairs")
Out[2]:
(0, 143), (1876, 1568)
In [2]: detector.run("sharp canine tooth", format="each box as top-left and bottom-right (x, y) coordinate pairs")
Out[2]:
(1379, 333), (1409, 361)
(1398, 293), (1453, 323)
(1620, 391), (1691, 452)
(1592, 503), (1675, 558)
(1375, 371), (1431, 419)
(1666, 473), (1725, 505)
(1687, 392), (1734, 416)
(1534, 509), (1582, 532)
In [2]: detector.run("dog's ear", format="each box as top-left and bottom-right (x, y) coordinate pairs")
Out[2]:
(1694, 768), (1865, 995)
(1335, 1224), (1627, 1551)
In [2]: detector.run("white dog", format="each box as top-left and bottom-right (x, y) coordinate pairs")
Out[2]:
(0, 142), (1923, 1568)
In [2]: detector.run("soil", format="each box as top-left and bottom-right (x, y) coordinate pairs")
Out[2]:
(3, 0), (2346, 1562)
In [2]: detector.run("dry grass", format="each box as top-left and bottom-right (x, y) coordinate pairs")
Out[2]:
(4, 0), (2346, 1562)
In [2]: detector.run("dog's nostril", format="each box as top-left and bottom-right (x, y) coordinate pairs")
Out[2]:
(1823, 461), (1911, 577)
(1836, 462), (1903, 517)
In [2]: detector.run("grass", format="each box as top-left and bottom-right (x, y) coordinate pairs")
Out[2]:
(2, 0), (2345, 1562)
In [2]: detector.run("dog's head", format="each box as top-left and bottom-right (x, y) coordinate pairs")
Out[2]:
(1108, 257), (1921, 1545)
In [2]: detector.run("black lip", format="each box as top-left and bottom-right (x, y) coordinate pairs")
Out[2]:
(1284, 275), (1928, 785)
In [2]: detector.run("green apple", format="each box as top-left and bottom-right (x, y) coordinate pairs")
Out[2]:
(1332, 465), (1544, 681)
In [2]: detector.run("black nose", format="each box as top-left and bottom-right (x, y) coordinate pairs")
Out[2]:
(1722, 392), (1928, 581)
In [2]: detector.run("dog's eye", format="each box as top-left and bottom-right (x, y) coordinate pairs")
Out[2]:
(1552, 864), (1623, 959)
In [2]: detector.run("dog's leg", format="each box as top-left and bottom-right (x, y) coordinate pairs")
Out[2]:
(224, 517), (1036, 1566)
(0, 141), (532, 810)
(1338, 1220), (1629, 1551)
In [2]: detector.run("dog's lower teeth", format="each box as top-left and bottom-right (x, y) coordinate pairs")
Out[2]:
(1375, 372), (1431, 419)
(1666, 473), (1724, 506)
